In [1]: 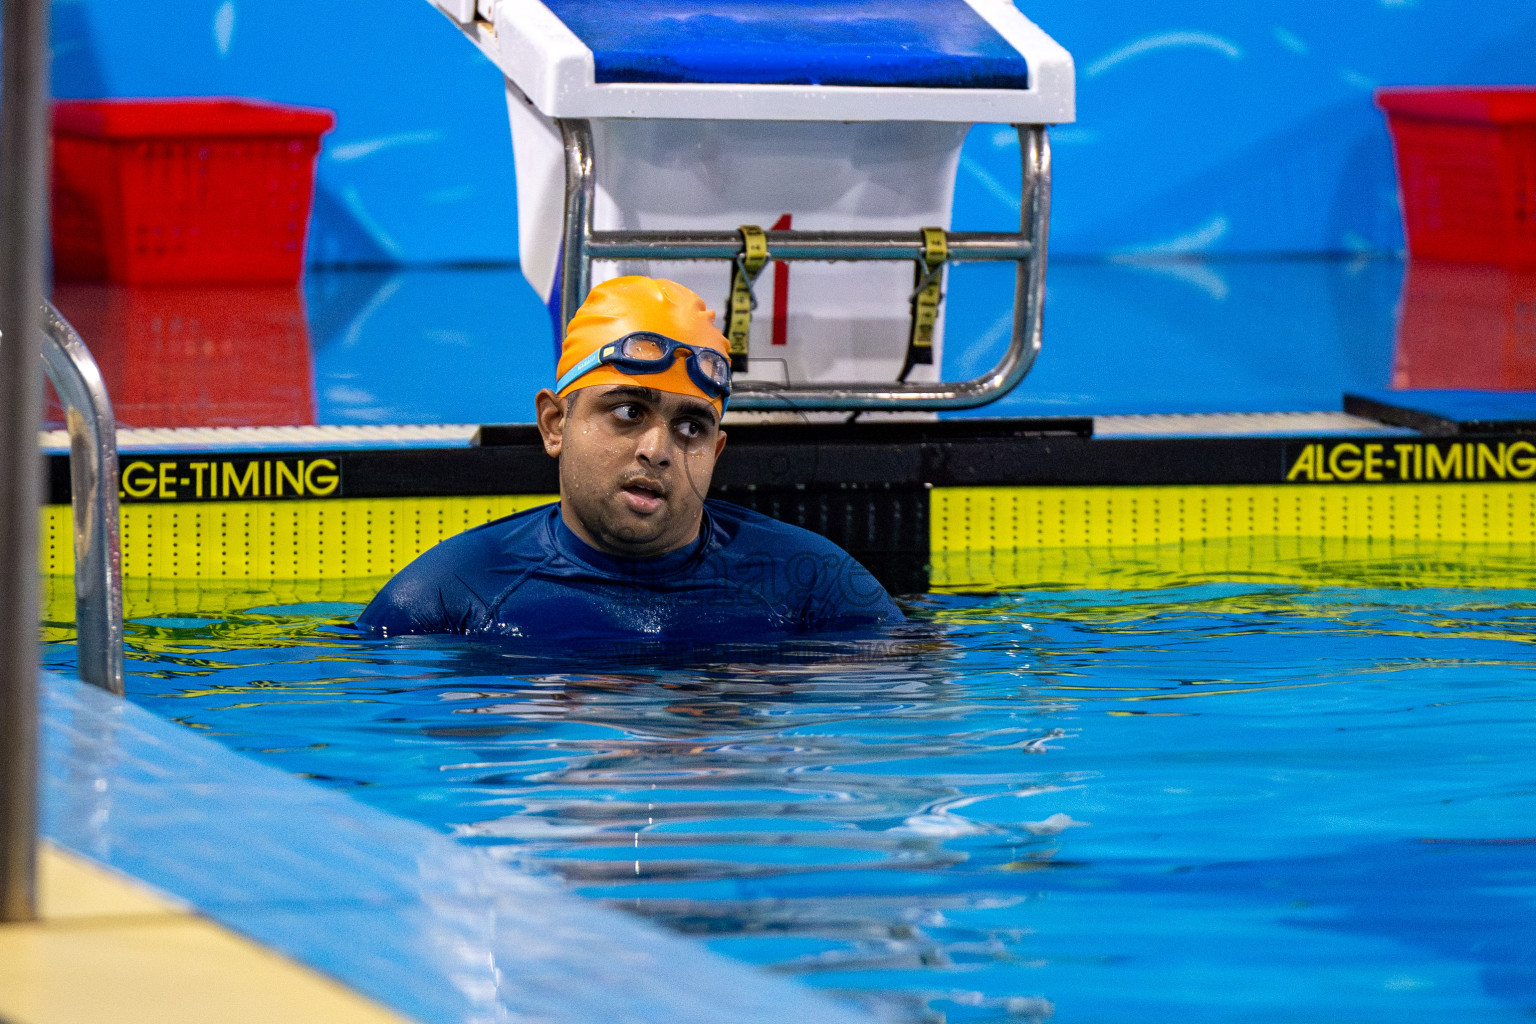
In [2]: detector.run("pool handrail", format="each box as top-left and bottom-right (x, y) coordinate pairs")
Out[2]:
(41, 301), (125, 698)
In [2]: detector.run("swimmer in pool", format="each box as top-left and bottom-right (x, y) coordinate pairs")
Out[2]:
(358, 275), (903, 639)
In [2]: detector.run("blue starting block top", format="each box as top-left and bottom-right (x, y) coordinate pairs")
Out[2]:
(540, 0), (1031, 89)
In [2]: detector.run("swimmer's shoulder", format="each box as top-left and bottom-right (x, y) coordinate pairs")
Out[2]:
(458, 501), (560, 545)
(702, 499), (903, 624)
(357, 503), (560, 633)
(703, 499), (852, 557)
(414, 501), (559, 566)
(703, 497), (847, 543)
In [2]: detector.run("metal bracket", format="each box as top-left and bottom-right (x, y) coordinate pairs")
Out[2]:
(725, 224), (768, 372)
(555, 118), (1052, 412)
(901, 226), (949, 380)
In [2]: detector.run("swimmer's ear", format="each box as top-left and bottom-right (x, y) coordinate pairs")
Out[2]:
(534, 388), (566, 458)
(714, 428), (726, 460)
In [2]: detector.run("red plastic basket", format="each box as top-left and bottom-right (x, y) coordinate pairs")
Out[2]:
(1377, 87), (1536, 267)
(52, 99), (335, 284)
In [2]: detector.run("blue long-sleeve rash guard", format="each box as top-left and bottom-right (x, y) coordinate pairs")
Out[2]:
(357, 500), (904, 640)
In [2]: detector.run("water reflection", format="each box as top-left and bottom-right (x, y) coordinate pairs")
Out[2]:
(1392, 259), (1536, 390)
(50, 282), (316, 427)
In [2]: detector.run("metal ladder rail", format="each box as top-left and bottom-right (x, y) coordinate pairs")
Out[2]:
(40, 300), (124, 696)
(556, 119), (1052, 413)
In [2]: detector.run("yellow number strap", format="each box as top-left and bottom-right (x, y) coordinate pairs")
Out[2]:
(902, 227), (948, 378)
(725, 224), (769, 372)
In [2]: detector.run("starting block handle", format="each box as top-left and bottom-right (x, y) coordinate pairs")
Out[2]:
(557, 119), (1051, 412)
(557, 118), (596, 340)
(586, 231), (1031, 262)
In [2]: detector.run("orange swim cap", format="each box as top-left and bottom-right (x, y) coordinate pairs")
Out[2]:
(556, 276), (731, 414)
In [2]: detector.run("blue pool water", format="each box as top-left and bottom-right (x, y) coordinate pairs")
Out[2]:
(52, 574), (1536, 1022)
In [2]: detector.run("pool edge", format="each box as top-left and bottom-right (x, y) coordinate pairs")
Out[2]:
(38, 670), (878, 1024)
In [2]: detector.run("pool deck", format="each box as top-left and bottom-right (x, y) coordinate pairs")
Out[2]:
(1, 845), (410, 1024)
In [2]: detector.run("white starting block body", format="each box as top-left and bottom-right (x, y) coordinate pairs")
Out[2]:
(430, 0), (1075, 410)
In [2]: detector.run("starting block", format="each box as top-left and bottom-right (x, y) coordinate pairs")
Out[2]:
(427, 0), (1074, 411)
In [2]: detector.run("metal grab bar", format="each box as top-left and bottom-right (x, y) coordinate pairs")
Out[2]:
(40, 301), (124, 696)
(556, 118), (1052, 412)
(586, 231), (1035, 263)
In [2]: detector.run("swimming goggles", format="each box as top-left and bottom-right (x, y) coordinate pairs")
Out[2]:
(555, 330), (733, 406)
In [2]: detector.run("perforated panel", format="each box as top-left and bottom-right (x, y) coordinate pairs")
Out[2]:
(933, 484), (1536, 551)
(930, 536), (1536, 591)
(42, 505), (72, 576)
(42, 483), (1536, 590)
(43, 496), (555, 580)
(42, 574), (391, 632)
(931, 483), (1536, 590)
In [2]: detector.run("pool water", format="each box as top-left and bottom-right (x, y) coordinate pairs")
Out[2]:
(49, 568), (1536, 1023)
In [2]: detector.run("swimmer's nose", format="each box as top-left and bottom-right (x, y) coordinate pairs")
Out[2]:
(634, 420), (673, 468)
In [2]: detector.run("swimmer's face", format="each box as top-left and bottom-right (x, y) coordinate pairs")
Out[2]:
(534, 383), (727, 558)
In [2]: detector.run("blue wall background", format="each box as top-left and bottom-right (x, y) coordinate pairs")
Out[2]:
(53, 0), (1536, 264)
